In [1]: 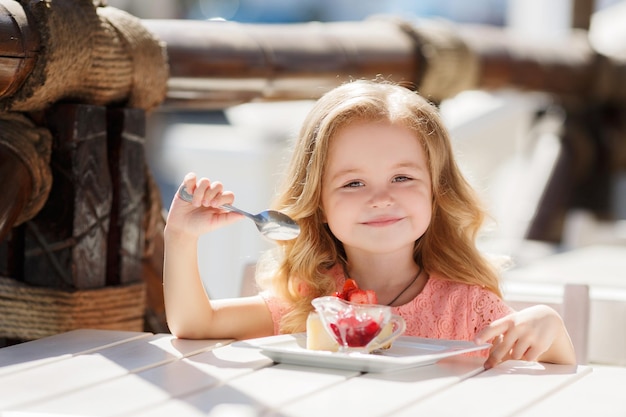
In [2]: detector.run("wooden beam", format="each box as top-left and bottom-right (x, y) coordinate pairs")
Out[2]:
(572, 0), (595, 30)
(0, 0), (39, 101)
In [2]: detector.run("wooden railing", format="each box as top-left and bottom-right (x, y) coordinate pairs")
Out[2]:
(3, 6), (623, 239)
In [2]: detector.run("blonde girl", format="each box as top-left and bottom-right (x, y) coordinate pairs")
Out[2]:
(163, 79), (576, 369)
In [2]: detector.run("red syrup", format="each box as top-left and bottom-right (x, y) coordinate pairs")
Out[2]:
(329, 314), (382, 347)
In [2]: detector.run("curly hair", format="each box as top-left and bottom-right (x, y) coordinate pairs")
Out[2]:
(257, 79), (501, 333)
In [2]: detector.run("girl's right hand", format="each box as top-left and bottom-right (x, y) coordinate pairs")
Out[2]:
(165, 172), (244, 237)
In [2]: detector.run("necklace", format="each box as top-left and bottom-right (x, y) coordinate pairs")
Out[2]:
(386, 267), (422, 306)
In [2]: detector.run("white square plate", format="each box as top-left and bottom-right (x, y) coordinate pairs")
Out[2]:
(235, 333), (490, 373)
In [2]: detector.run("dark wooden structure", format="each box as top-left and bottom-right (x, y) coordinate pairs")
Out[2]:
(0, 0), (167, 341)
(0, 0), (624, 341)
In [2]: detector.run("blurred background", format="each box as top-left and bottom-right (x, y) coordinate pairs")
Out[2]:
(102, 0), (626, 297)
(108, 0), (618, 24)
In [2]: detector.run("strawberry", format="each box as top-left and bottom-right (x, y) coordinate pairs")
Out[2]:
(364, 289), (378, 304)
(347, 289), (370, 304)
(334, 279), (379, 304)
(334, 278), (359, 300)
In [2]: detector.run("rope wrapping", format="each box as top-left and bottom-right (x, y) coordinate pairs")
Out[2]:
(6, 0), (168, 112)
(399, 19), (480, 102)
(0, 112), (52, 225)
(0, 277), (146, 340)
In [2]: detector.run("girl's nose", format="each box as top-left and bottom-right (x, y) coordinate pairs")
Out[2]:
(369, 188), (393, 208)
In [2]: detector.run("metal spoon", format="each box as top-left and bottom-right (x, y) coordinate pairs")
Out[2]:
(178, 186), (300, 241)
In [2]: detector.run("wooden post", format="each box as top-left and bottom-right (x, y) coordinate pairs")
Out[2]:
(572, 0), (595, 30)
(106, 108), (146, 286)
(23, 104), (112, 289)
(0, 104), (150, 343)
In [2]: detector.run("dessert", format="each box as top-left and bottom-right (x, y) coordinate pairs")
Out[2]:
(306, 279), (401, 352)
(329, 308), (383, 347)
(306, 311), (339, 351)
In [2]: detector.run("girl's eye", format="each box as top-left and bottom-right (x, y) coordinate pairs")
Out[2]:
(343, 181), (363, 188)
(392, 176), (412, 183)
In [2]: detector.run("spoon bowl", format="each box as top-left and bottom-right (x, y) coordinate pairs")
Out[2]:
(178, 186), (300, 241)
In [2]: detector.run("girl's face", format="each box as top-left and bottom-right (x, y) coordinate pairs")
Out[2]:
(321, 121), (433, 256)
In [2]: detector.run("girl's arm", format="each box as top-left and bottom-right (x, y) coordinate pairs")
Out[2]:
(475, 305), (577, 369)
(163, 173), (275, 340)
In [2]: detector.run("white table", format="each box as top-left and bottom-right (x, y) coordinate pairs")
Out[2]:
(0, 329), (624, 417)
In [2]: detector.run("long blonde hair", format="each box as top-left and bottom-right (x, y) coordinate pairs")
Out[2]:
(258, 79), (501, 333)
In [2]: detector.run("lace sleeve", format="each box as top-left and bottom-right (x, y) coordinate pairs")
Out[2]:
(260, 291), (290, 335)
(468, 286), (515, 337)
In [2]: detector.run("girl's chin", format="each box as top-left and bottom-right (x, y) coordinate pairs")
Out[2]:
(343, 238), (418, 254)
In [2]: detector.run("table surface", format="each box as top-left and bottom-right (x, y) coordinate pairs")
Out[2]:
(0, 329), (624, 417)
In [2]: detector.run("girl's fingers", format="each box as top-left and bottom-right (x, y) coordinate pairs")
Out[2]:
(180, 177), (225, 208)
(479, 307), (564, 369)
(488, 332), (516, 363)
(204, 180), (225, 206)
(510, 338), (532, 360)
(183, 172), (197, 183)
(192, 178), (211, 206)
(475, 316), (511, 345)
(214, 190), (236, 207)
(182, 173), (198, 193)
(522, 345), (543, 363)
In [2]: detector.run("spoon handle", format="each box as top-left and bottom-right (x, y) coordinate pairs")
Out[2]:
(218, 204), (257, 220)
(177, 186), (257, 220)
(178, 185), (194, 203)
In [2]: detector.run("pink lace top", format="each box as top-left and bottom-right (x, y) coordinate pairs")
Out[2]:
(262, 264), (513, 357)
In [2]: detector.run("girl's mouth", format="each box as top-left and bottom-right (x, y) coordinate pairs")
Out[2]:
(362, 217), (402, 227)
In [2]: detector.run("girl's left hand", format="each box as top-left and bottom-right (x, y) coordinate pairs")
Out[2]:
(474, 305), (573, 369)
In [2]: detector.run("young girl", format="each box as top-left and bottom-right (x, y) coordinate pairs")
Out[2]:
(163, 79), (576, 369)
